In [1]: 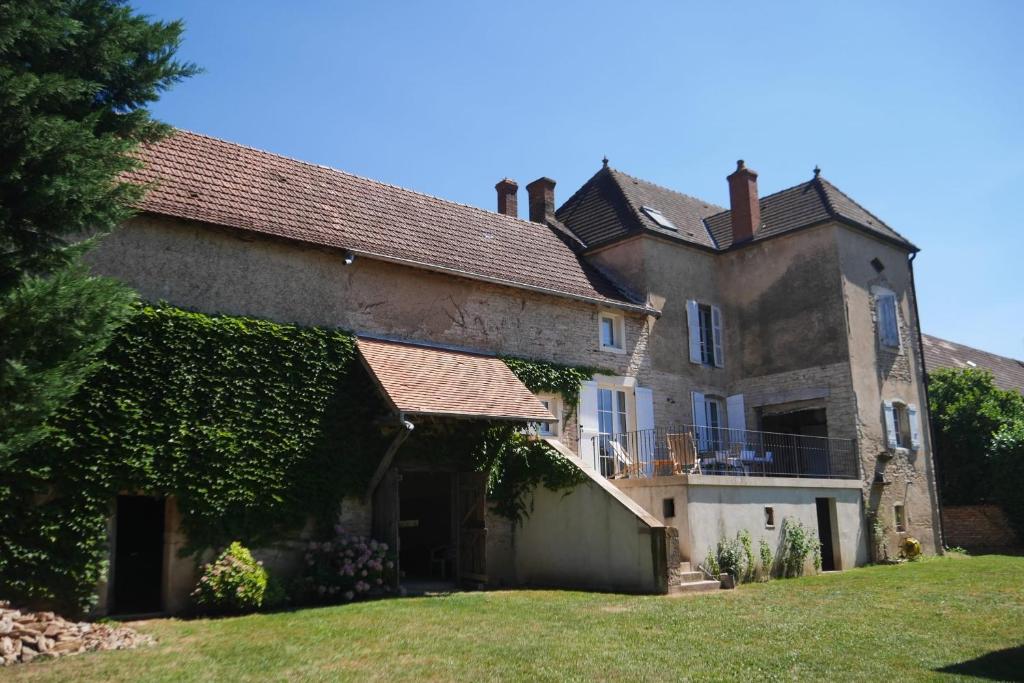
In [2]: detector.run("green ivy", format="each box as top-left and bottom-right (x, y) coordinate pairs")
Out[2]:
(0, 304), (594, 613)
(500, 356), (604, 419)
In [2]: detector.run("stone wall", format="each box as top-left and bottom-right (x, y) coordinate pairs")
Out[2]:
(941, 505), (1020, 550)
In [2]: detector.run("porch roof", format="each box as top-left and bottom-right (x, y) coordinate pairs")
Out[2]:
(356, 337), (556, 422)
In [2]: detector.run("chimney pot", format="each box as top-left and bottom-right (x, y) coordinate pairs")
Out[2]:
(526, 177), (556, 223)
(495, 178), (518, 217)
(726, 160), (761, 244)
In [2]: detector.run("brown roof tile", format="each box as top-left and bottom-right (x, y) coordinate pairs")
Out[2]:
(922, 334), (1024, 394)
(356, 337), (556, 421)
(126, 131), (651, 313)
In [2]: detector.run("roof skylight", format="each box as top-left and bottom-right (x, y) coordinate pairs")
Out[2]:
(642, 206), (677, 231)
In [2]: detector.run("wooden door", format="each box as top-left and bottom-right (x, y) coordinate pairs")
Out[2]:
(372, 469), (401, 589)
(455, 471), (488, 585)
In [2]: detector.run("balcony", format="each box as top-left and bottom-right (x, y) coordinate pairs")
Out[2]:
(588, 425), (860, 481)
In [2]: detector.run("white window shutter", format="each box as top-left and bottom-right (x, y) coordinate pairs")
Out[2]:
(726, 394), (746, 434)
(635, 387), (655, 432)
(883, 400), (898, 449)
(691, 391), (709, 451)
(711, 305), (725, 368)
(578, 381), (600, 470)
(908, 404), (921, 450)
(686, 300), (701, 364)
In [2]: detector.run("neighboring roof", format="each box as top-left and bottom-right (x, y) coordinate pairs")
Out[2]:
(556, 166), (723, 249)
(125, 131), (652, 314)
(704, 175), (917, 251)
(922, 334), (1024, 394)
(557, 164), (916, 253)
(356, 337), (556, 421)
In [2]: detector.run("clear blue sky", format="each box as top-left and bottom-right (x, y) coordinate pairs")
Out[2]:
(134, 0), (1023, 359)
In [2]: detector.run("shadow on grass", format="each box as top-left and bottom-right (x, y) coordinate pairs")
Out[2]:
(936, 645), (1024, 680)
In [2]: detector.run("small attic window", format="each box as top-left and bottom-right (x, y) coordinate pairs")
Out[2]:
(642, 206), (677, 231)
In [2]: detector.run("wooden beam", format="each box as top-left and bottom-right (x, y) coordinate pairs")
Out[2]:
(364, 417), (414, 504)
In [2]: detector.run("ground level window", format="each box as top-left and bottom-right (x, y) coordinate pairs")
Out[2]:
(663, 498), (676, 518)
(764, 506), (775, 528)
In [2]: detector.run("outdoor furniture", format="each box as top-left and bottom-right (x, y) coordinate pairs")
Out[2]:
(429, 545), (453, 579)
(652, 459), (674, 476)
(607, 440), (639, 478)
(666, 432), (700, 474)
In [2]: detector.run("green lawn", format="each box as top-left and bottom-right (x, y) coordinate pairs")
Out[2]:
(10, 555), (1024, 682)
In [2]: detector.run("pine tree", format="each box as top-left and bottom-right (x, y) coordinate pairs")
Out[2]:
(0, 1), (197, 461)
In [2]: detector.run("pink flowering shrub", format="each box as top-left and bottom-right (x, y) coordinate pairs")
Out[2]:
(192, 541), (268, 613)
(299, 527), (395, 603)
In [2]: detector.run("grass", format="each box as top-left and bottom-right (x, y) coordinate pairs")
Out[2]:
(10, 555), (1024, 681)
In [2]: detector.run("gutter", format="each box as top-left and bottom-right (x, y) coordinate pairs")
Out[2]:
(908, 252), (945, 550)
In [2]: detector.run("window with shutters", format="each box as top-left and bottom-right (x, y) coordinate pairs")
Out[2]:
(874, 289), (901, 349)
(687, 300), (724, 368)
(892, 402), (911, 449)
(883, 399), (919, 451)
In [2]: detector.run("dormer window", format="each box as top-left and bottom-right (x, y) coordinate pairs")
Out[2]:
(599, 312), (625, 353)
(642, 206), (677, 231)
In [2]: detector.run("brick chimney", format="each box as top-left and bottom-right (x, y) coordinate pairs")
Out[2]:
(727, 160), (761, 243)
(526, 177), (556, 223)
(495, 178), (518, 217)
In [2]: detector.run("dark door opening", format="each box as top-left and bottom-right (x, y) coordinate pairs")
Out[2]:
(761, 408), (830, 476)
(815, 497), (837, 572)
(398, 472), (453, 580)
(113, 495), (165, 614)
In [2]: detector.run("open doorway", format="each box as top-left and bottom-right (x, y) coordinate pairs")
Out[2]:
(112, 495), (165, 614)
(398, 472), (453, 581)
(815, 497), (838, 571)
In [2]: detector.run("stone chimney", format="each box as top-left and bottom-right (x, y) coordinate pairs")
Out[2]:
(495, 178), (518, 217)
(727, 160), (761, 243)
(526, 177), (556, 223)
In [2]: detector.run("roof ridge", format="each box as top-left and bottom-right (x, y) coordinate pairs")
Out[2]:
(924, 334), (1024, 364)
(609, 167), (725, 212)
(812, 175), (839, 217)
(816, 176), (914, 244)
(703, 178), (818, 220)
(165, 128), (543, 232)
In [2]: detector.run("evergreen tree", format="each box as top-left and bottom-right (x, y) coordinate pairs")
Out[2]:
(0, 0), (197, 461)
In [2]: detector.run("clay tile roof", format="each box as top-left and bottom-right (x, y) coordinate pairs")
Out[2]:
(356, 337), (556, 421)
(558, 165), (916, 253)
(922, 334), (1024, 394)
(704, 176), (916, 250)
(125, 130), (652, 314)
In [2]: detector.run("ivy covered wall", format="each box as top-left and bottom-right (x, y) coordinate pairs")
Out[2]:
(0, 304), (593, 613)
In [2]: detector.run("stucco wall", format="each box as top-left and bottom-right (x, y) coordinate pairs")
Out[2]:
(513, 443), (669, 593)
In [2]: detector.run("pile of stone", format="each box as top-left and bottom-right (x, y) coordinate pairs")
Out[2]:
(0, 603), (154, 666)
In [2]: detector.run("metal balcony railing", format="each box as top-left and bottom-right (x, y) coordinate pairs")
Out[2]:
(589, 425), (859, 480)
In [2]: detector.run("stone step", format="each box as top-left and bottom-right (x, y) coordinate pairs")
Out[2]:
(677, 571), (705, 583)
(678, 561), (692, 572)
(669, 579), (722, 595)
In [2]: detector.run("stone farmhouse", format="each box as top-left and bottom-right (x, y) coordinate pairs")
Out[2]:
(85, 131), (942, 613)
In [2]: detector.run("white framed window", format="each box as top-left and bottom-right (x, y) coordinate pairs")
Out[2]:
(686, 300), (724, 368)
(691, 391), (726, 451)
(531, 395), (561, 437)
(873, 287), (901, 349)
(598, 311), (625, 353)
(883, 400), (920, 451)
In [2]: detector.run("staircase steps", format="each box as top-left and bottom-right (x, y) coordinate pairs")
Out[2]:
(668, 561), (722, 595)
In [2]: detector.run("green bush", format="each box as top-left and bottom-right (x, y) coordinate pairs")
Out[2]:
(758, 539), (774, 580)
(192, 542), (268, 613)
(990, 420), (1024, 539)
(779, 518), (818, 578)
(712, 531), (754, 583)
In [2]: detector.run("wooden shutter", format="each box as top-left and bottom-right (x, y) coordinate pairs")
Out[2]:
(691, 391), (709, 451)
(883, 400), (898, 449)
(578, 380), (600, 470)
(686, 300), (701, 363)
(726, 394), (746, 433)
(711, 305), (724, 368)
(635, 387), (655, 476)
(908, 404), (921, 450)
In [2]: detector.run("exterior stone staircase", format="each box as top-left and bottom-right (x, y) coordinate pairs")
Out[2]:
(668, 561), (722, 595)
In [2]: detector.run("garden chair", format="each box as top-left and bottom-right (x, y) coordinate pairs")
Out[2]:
(666, 432), (700, 474)
(607, 439), (639, 478)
